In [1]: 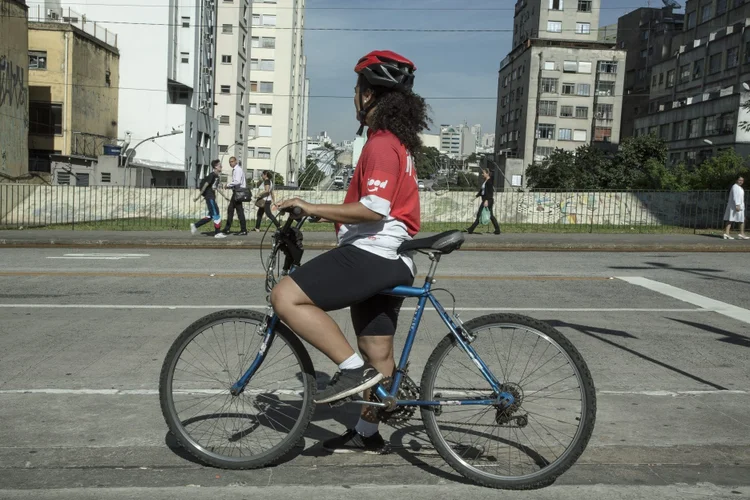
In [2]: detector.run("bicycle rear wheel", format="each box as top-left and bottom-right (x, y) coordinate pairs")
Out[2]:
(159, 309), (315, 469)
(420, 313), (596, 489)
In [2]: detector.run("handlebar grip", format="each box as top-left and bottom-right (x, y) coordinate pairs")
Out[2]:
(280, 206), (303, 217)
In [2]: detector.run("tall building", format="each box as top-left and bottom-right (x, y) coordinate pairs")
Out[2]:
(27, 21), (120, 178)
(243, 0), (307, 185)
(28, 0), (219, 187)
(495, 0), (626, 187)
(439, 122), (479, 158)
(617, 7), (684, 138)
(0, 0), (29, 179)
(632, 0), (750, 164)
(214, 0), (251, 172)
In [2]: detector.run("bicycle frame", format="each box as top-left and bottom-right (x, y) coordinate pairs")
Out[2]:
(231, 254), (516, 410)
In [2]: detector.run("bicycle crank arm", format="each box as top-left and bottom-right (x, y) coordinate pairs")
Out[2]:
(328, 396), (387, 409)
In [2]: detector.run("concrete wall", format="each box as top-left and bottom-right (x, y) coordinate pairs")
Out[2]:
(0, 0), (30, 178)
(28, 26), (68, 155)
(0, 186), (736, 229)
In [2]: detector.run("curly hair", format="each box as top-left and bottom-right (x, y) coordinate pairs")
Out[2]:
(358, 74), (432, 155)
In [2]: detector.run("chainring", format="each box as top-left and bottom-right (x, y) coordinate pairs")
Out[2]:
(370, 375), (420, 424)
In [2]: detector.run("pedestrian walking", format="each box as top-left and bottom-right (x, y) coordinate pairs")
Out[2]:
(723, 175), (747, 240)
(222, 157), (249, 235)
(190, 160), (226, 238)
(465, 169), (501, 235)
(253, 170), (278, 231)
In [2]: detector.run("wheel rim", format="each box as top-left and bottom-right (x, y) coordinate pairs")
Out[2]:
(424, 322), (591, 482)
(165, 316), (310, 463)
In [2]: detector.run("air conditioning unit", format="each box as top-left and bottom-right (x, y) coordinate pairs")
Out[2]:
(47, 9), (60, 20)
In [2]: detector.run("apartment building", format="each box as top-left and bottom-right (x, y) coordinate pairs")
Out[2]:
(214, 0), (251, 171)
(243, 0), (308, 185)
(27, 21), (120, 178)
(28, 0), (219, 187)
(439, 123), (481, 158)
(632, 0), (750, 164)
(617, 7), (684, 138)
(495, 0), (626, 187)
(0, 0), (29, 179)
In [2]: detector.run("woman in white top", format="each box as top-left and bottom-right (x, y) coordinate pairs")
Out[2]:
(253, 170), (278, 231)
(723, 176), (747, 240)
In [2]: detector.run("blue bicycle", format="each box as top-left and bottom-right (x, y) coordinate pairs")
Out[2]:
(159, 209), (596, 489)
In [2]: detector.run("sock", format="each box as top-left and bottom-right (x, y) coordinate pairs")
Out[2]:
(338, 353), (364, 371)
(354, 418), (379, 437)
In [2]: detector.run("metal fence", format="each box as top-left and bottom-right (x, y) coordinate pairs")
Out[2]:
(0, 184), (745, 232)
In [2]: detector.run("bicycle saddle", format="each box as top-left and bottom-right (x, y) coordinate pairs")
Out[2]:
(397, 230), (465, 255)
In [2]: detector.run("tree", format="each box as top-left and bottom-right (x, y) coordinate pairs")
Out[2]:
(688, 149), (748, 190)
(611, 135), (668, 189)
(273, 172), (285, 187)
(415, 146), (440, 178)
(526, 147), (609, 190)
(299, 157), (326, 189)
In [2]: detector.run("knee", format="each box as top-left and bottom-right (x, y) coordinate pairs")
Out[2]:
(358, 336), (394, 364)
(270, 278), (307, 319)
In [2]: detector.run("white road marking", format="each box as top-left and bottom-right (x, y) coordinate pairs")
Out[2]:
(618, 276), (750, 325)
(0, 388), (745, 396)
(0, 304), (706, 312)
(47, 253), (150, 261)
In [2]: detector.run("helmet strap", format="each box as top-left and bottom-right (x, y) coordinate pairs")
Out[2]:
(356, 93), (377, 137)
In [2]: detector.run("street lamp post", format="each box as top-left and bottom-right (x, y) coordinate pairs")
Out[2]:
(273, 139), (307, 186)
(123, 130), (184, 185)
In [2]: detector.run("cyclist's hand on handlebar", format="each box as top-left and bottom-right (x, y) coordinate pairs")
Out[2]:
(277, 198), (312, 218)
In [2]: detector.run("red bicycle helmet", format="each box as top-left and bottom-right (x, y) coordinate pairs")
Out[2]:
(355, 50), (416, 91)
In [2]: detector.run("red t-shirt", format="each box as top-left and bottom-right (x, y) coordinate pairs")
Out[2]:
(336, 129), (421, 267)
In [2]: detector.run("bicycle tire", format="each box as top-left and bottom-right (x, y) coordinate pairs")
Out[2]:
(420, 313), (596, 489)
(159, 309), (316, 469)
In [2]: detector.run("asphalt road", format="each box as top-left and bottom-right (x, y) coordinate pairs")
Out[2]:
(1, 248), (749, 499)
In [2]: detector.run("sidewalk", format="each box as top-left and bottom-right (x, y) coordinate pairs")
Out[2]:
(1, 229), (748, 252)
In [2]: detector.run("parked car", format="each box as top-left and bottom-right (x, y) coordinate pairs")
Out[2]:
(333, 175), (345, 189)
(418, 180), (425, 190)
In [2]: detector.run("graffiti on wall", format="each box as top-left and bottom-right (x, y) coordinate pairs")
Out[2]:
(0, 55), (28, 116)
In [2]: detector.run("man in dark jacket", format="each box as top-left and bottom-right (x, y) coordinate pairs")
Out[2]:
(466, 169), (501, 234)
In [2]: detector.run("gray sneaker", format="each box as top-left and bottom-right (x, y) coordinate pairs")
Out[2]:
(314, 363), (383, 404)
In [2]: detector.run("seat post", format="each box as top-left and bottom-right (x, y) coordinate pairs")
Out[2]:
(424, 252), (441, 284)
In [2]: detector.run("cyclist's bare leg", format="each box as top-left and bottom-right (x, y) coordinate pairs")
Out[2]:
(358, 336), (395, 422)
(271, 276), (355, 364)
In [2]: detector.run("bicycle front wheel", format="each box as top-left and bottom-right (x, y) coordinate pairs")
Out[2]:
(159, 309), (315, 469)
(420, 313), (596, 489)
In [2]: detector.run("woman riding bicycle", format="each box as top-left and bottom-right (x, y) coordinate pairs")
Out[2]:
(272, 50), (431, 452)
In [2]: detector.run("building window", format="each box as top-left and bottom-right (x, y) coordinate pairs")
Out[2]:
(547, 21), (562, 33)
(562, 82), (576, 94)
(259, 81), (273, 93)
(578, 61), (592, 73)
(264, 14), (277, 26)
(250, 81), (258, 91)
(672, 121), (685, 140)
(560, 105), (573, 117)
(257, 147), (271, 159)
(181, 16), (190, 27)
(541, 78), (558, 93)
(666, 69), (675, 87)
(220, 85), (231, 94)
(539, 100), (557, 116)
(221, 55), (231, 64)
(260, 59), (275, 71)
(29, 102), (62, 135)
(693, 59), (703, 79)
(250, 58), (259, 70)
(641, 30), (650, 40)
(594, 127), (612, 142)
(709, 53), (722, 74)
(57, 172), (71, 185)
(700, 4), (712, 23)
(537, 123), (555, 139)
(578, 0), (591, 12)
(573, 129), (587, 141)
(721, 112), (735, 134)
(262, 37), (276, 48)
(248, 103), (258, 114)
(219, 145), (229, 153)
(559, 128), (572, 140)
(704, 115), (719, 135)
(223, 24), (233, 34)
(596, 103), (613, 119)
(680, 64), (691, 82)
(687, 11), (696, 29)
(101, 172), (111, 183)
(660, 124), (670, 139)
(640, 49), (648, 58)
(535, 146), (555, 159)
(575, 23), (590, 34)
(716, 0), (727, 15)
(658, 72), (664, 85)
(29, 50), (47, 70)
(577, 83), (590, 96)
(247, 147), (255, 158)
(575, 106), (588, 118)
(563, 60), (578, 73)
(258, 125), (272, 137)
(219, 115), (230, 124)
(688, 118), (701, 138)
(511, 175), (523, 187)
(727, 47), (739, 68)
(252, 14), (261, 25)
(543, 61), (557, 70)
(686, 151), (697, 164)
(180, 52), (189, 63)
(637, 68), (647, 80)
(549, 0), (563, 10)
(260, 103), (273, 115)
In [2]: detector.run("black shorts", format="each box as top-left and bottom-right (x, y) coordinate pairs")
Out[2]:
(289, 245), (414, 336)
